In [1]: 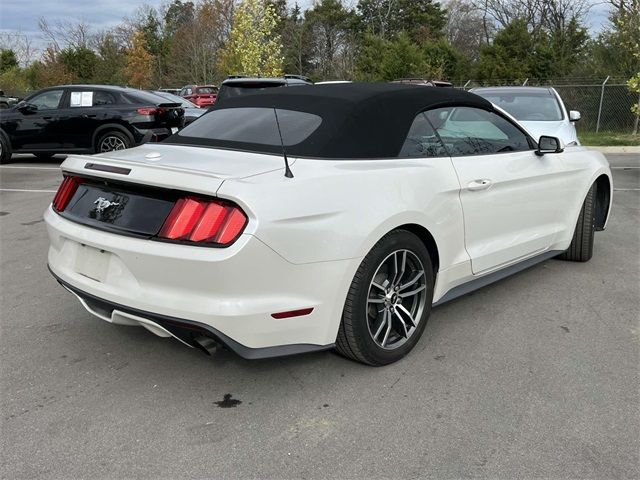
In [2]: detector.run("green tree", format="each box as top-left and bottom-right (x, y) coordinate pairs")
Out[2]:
(475, 19), (553, 83)
(281, 3), (313, 75)
(354, 32), (386, 80)
(380, 32), (424, 80)
(59, 47), (98, 82)
(422, 38), (466, 82)
(218, 0), (284, 77)
(0, 49), (19, 73)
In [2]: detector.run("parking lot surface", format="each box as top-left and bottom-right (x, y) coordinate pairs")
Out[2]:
(1, 154), (639, 479)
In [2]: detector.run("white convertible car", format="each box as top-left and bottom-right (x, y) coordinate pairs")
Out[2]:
(45, 83), (612, 365)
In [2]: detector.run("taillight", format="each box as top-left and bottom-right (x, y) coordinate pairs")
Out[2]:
(137, 107), (166, 115)
(159, 197), (247, 246)
(52, 176), (82, 212)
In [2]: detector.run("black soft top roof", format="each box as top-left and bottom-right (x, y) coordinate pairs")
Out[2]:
(176, 83), (493, 158)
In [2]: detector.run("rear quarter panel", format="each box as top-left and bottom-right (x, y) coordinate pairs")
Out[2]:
(216, 156), (469, 269)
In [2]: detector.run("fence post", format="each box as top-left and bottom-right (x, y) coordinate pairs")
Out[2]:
(596, 76), (610, 133)
(463, 80), (471, 90)
(634, 94), (639, 135)
(522, 78), (528, 86)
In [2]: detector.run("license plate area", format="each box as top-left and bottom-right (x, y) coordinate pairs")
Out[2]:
(75, 244), (110, 282)
(61, 181), (176, 236)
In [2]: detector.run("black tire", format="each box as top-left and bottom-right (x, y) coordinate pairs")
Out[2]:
(33, 153), (55, 160)
(559, 183), (597, 262)
(0, 130), (12, 164)
(0, 102), (9, 109)
(336, 230), (434, 366)
(95, 130), (131, 153)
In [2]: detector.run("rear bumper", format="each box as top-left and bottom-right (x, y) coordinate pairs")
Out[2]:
(45, 206), (355, 356)
(50, 269), (333, 359)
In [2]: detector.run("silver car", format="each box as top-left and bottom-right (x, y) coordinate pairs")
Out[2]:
(471, 86), (581, 146)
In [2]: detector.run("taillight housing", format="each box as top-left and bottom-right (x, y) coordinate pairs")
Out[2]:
(159, 197), (248, 246)
(52, 176), (82, 212)
(137, 107), (166, 116)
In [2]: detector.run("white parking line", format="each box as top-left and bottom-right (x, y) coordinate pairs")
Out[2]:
(0, 166), (60, 171)
(613, 188), (640, 191)
(0, 188), (57, 193)
(611, 167), (640, 170)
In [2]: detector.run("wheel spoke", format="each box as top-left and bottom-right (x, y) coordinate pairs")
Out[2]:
(396, 304), (416, 328)
(373, 310), (389, 340)
(393, 251), (407, 287)
(398, 284), (426, 298)
(381, 317), (392, 347)
(371, 281), (386, 292)
(367, 297), (385, 304)
(399, 271), (424, 291)
(392, 308), (409, 338)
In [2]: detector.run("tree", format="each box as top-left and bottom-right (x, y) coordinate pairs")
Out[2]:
(93, 33), (127, 85)
(281, 3), (313, 75)
(475, 18), (552, 82)
(0, 49), (19, 73)
(125, 30), (154, 88)
(218, 0), (283, 77)
(357, 0), (446, 43)
(169, 0), (234, 85)
(305, 0), (357, 79)
(444, 0), (489, 62)
(380, 32), (424, 79)
(59, 47), (98, 82)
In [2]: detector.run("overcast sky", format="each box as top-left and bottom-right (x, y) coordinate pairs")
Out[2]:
(0, 0), (612, 51)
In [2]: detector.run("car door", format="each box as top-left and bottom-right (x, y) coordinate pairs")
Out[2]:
(10, 89), (65, 151)
(61, 89), (118, 150)
(425, 106), (567, 274)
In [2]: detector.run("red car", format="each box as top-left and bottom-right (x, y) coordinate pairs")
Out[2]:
(178, 85), (218, 107)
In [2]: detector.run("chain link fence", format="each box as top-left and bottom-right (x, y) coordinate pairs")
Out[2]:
(460, 77), (640, 135)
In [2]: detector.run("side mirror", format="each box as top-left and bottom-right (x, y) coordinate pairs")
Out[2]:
(569, 110), (581, 122)
(535, 135), (564, 156)
(16, 101), (37, 113)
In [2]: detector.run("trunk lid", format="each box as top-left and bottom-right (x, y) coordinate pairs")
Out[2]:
(58, 143), (288, 196)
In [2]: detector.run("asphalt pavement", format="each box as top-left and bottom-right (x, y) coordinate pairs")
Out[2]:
(1, 153), (639, 479)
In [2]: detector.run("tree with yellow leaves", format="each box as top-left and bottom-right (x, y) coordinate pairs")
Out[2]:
(218, 0), (284, 77)
(125, 30), (154, 88)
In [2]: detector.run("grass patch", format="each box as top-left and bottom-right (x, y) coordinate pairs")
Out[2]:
(579, 131), (640, 146)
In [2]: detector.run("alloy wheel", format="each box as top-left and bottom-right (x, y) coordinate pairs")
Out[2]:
(99, 136), (127, 152)
(366, 249), (427, 350)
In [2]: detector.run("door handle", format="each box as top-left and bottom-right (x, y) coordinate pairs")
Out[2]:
(82, 114), (97, 118)
(467, 179), (492, 191)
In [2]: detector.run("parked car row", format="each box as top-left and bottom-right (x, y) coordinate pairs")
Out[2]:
(0, 78), (581, 164)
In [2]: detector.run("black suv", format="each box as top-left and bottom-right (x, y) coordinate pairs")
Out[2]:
(0, 85), (184, 163)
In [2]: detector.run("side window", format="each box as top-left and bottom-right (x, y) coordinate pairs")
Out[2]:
(398, 112), (447, 158)
(425, 107), (531, 156)
(94, 91), (117, 106)
(28, 90), (64, 110)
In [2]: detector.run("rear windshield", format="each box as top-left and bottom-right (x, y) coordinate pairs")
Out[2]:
(477, 91), (563, 121)
(167, 107), (322, 152)
(196, 87), (218, 94)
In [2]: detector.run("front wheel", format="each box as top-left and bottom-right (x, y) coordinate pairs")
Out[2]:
(336, 230), (434, 366)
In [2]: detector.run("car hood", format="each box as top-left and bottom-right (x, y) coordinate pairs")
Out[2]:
(518, 120), (579, 146)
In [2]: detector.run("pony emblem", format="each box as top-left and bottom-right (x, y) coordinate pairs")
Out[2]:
(93, 197), (120, 214)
